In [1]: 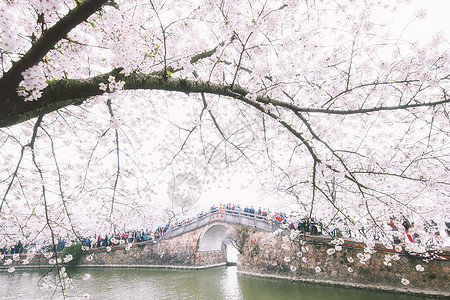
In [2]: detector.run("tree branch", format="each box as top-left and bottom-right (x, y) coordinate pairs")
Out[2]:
(3, 67), (448, 129)
(0, 0), (109, 93)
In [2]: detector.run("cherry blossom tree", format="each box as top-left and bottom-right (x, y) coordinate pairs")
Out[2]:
(0, 0), (449, 265)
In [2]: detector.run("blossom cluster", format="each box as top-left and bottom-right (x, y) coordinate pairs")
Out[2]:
(99, 76), (125, 93)
(17, 63), (48, 101)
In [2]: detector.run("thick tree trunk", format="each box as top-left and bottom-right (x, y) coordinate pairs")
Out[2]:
(0, 69), (249, 128)
(0, 0), (109, 126)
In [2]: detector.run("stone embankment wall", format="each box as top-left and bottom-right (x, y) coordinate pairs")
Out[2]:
(1, 225), (228, 270)
(237, 228), (450, 297)
(81, 232), (225, 268)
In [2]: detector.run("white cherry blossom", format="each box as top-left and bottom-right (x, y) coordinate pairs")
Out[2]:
(0, 1), (448, 287)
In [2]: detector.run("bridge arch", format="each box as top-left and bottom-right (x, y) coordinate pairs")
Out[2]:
(198, 223), (235, 252)
(161, 209), (278, 264)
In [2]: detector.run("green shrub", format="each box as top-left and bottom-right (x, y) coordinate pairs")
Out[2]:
(60, 243), (82, 266)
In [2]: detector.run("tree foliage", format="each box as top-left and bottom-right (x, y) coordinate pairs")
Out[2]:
(0, 0), (449, 254)
(60, 243), (83, 266)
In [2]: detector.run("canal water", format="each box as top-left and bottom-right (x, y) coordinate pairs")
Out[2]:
(0, 266), (436, 300)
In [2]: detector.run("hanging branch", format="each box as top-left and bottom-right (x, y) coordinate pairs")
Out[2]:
(106, 98), (121, 223)
(0, 116), (44, 212)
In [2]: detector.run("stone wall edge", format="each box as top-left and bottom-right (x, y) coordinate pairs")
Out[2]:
(236, 270), (450, 298)
(0, 262), (227, 270)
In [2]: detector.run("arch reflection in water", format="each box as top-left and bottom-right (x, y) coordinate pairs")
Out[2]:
(0, 267), (436, 300)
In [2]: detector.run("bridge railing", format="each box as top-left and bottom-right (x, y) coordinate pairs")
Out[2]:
(162, 208), (281, 240)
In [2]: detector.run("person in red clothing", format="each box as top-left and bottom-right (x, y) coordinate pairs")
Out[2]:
(387, 216), (401, 244)
(387, 216), (398, 231)
(402, 218), (414, 243)
(276, 214), (282, 222)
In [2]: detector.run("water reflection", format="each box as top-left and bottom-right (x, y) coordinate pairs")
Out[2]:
(0, 266), (437, 300)
(221, 266), (243, 300)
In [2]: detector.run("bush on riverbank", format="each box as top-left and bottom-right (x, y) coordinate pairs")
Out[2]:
(61, 243), (82, 266)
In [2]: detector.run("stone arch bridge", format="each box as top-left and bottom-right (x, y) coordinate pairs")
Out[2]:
(159, 208), (279, 266)
(66, 208), (281, 268)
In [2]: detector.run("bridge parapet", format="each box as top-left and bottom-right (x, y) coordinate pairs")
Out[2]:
(162, 208), (279, 240)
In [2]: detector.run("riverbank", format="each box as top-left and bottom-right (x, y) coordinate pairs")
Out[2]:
(1, 262), (227, 271)
(237, 229), (450, 298)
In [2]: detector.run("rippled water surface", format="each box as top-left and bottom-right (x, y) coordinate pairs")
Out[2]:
(0, 266), (437, 299)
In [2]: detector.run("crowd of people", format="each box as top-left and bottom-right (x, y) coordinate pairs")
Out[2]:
(1, 240), (25, 255)
(386, 216), (448, 247)
(0, 225), (172, 255)
(210, 203), (323, 236)
(211, 203), (289, 223)
(2, 205), (448, 256)
(79, 224), (170, 250)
